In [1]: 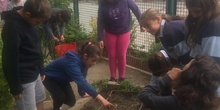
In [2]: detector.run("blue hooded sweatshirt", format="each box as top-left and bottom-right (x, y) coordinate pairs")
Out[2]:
(44, 51), (98, 98)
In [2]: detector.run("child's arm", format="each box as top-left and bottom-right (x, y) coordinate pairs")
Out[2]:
(127, 0), (141, 21)
(138, 74), (178, 109)
(97, 5), (105, 49)
(96, 94), (115, 108)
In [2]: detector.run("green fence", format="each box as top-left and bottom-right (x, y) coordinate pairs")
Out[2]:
(75, 0), (187, 53)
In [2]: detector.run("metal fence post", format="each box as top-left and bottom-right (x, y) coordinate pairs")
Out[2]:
(166, 0), (177, 15)
(73, 0), (79, 24)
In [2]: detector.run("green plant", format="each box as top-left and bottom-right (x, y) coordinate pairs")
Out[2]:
(0, 38), (15, 110)
(145, 42), (162, 60)
(49, 0), (72, 9)
(64, 18), (90, 44)
(92, 79), (108, 90)
(129, 17), (138, 49)
(118, 80), (142, 92)
(127, 42), (162, 61)
(88, 16), (98, 42)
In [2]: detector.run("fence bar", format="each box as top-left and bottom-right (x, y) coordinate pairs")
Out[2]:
(73, 0), (79, 24)
(166, 0), (177, 15)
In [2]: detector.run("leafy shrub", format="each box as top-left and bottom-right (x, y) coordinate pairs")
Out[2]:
(0, 38), (15, 110)
(49, 0), (72, 9)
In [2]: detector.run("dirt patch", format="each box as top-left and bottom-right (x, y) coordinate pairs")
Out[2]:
(81, 82), (150, 110)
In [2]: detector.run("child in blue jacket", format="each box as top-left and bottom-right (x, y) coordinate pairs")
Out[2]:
(43, 42), (115, 110)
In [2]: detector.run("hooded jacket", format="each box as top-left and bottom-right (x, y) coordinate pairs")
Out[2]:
(44, 51), (99, 98)
(44, 8), (65, 38)
(1, 8), (44, 95)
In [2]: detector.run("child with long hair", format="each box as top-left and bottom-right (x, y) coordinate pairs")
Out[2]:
(138, 55), (220, 110)
(141, 8), (191, 65)
(43, 42), (115, 110)
(184, 0), (220, 62)
(184, 0), (220, 96)
(97, 0), (142, 82)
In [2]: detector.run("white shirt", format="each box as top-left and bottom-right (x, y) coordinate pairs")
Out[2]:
(7, 0), (26, 11)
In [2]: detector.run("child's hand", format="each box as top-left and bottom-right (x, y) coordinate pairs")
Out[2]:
(41, 75), (46, 81)
(140, 27), (146, 32)
(99, 41), (104, 49)
(82, 93), (90, 98)
(53, 36), (59, 42)
(60, 35), (64, 41)
(103, 101), (116, 110)
(167, 68), (182, 81)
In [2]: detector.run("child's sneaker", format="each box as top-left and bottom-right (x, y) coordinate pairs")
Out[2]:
(109, 77), (117, 82)
(108, 77), (117, 85)
(118, 77), (125, 82)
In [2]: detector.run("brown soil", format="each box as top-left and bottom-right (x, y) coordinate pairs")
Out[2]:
(81, 84), (150, 110)
(81, 91), (149, 110)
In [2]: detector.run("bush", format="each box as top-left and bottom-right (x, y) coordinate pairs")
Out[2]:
(0, 39), (15, 110)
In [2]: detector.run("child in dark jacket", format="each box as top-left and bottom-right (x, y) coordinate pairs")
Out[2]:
(141, 8), (191, 65)
(1, 0), (51, 109)
(43, 42), (115, 110)
(138, 55), (220, 110)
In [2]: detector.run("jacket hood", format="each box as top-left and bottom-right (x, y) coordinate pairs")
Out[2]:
(1, 7), (23, 21)
(64, 51), (81, 62)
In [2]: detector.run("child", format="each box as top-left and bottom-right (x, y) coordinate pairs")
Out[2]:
(7, 0), (26, 11)
(184, 0), (220, 96)
(44, 8), (71, 43)
(140, 8), (191, 65)
(44, 8), (71, 59)
(1, 0), (51, 109)
(148, 50), (173, 77)
(138, 55), (220, 110)
(43, 42), (115, 110)
(184, 0), (220, 63)
(97, 0), (142, 82)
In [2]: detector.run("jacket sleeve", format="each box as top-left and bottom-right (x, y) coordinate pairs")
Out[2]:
(138, 75), (178, 110)
(59, 22), (65, 36)
(1, 22), (23, 95)
(39, 46), (45, 76)
(44, 21), (54, 38)
(77, 70), (88, 97)
(64, 61), (98, 98)
(127, 0), (141, 22)
(201, 36), (220, 64)
(97, 5), (104, 41)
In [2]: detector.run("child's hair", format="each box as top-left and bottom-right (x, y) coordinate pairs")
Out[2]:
(174, 55), (220, 109)
(141, 8), (184, 22)
(22, 0), (51, 19)
(59, 9), (71, 23)
(148, 50), (173, 76)
(78, 42), (101, 58)
(185, 0), (220, 48)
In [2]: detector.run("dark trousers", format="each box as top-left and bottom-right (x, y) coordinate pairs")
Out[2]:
(43, 78), (76, 110)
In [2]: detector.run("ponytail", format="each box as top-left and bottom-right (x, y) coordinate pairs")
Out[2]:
(78, 42), (101, 58)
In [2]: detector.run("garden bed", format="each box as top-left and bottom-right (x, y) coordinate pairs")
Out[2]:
(80, 81), (150, 110)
